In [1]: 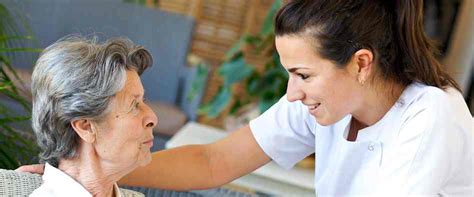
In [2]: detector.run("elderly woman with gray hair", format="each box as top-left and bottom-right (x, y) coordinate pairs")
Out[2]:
(29, 36), (157, 197)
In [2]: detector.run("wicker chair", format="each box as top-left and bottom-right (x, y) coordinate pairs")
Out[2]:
(0, 169), (144, 196)
(0, 169), (42, 196)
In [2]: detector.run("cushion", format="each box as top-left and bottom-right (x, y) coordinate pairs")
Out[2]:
(147, 101), (187, 136)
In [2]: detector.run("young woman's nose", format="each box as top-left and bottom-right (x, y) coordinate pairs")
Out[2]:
(286, 78), (305, 102)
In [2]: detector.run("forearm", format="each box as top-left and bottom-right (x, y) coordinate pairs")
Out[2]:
(118, 125), (271, 190)
(119, 144), (217, 190)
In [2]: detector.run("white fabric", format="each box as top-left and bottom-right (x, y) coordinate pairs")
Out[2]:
(30, 163), (122, 197)
(250, 82), (473, 196)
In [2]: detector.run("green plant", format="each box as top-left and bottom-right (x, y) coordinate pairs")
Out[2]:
(198, 0), (287, 118)
(123, 0), (159, 7)
(0, 2), (41, 169)
(186, 62), (210, 103)
(123, 0), (147, 5)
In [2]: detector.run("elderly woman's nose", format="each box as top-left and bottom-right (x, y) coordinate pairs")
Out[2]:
(144, 105), (158, 128)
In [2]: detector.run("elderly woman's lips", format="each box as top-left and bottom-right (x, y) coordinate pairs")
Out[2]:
(143, 139), (154, 147)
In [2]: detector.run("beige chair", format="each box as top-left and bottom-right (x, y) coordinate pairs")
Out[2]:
(0, 169), (144, 196)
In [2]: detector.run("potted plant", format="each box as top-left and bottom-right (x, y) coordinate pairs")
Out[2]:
(197, 0), (287, 122)
(0, 2), (41, 169)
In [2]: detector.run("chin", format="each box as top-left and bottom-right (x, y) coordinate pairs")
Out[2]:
(138, 153), (152, 167)
(314, 116), (339, 126)
(315, 119), (331, 126)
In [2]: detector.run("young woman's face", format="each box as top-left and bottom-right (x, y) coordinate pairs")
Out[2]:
(276, 35), (362, 125)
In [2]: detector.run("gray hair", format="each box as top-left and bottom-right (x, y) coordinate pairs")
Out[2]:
(31, 36), (152, 167)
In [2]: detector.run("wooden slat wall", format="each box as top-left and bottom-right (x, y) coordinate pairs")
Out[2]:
(154, 0), (278, 127)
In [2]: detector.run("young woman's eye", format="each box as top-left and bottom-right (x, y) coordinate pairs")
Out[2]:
(297, 73), (309, 80)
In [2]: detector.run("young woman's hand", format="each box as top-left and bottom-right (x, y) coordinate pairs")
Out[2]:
(15, 164), (45, 175)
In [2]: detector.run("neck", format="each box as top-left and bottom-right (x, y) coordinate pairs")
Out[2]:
(352, 81), (405, 128)
(58, 143), (129, 197)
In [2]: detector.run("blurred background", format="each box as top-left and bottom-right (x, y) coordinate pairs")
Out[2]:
(0, 0), (472, 196)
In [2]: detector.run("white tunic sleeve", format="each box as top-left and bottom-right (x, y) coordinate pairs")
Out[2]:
(249, 95), (315, 169)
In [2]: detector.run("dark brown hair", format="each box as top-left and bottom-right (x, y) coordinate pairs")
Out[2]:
(275, 0), (461, 91)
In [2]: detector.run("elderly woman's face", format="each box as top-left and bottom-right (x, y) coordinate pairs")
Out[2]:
(93, 70), (157, 168)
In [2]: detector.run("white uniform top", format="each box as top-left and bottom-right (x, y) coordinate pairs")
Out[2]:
(250, 82), (473, 196)
(30, 163), (142, 197)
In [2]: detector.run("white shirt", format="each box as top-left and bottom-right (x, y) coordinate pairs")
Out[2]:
(250, 83), (473, 196)
(30, 163), (123, 197)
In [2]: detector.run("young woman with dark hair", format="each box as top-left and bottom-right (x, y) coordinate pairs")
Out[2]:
(20, 0), (472, 196)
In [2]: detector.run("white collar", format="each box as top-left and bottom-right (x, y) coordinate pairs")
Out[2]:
(114, 183), (122, 197)
(41, 163), (121, 197)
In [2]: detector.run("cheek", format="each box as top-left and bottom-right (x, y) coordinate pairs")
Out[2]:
(318, 76), (356, 114)
(117, 112), (144, 131)
(330, 81), (360, 114)
(303, 77), (325, 98)
(100, 120), (142, 150)
(121, 118), (151, 154)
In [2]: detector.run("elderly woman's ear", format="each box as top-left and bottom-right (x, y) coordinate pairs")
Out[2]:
(71, 119), (96, 143)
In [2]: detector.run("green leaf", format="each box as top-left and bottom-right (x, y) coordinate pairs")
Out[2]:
(0, 35), (34, 42)
(0, 56), (25, 93)
(259, 0), (283, 38)
(0, 2), (40, 169)
(246, 72), (262, 96)
(0, 80), (13, 89)
(258, 96), (279, 113)
(196, 0), (286, 120)
(198, 87), (232, 118)
(0, 145), (18, 169)
(0, 124), (38, 169)
(225, 37), (245, 60)
(0, 123), (34, 149)
(123, 0), (147, 5)
(0, 116), (30, 124)
(0, 47), (42, 53)
(255, 34), (275, 54)
(218, 55), (254, 87)
(186, 63), (210, 102)
(0, 88), (31, 112)
(229, 98), (242, 115)
(225, 35), (261, 60)
(272, 50), (283, 68)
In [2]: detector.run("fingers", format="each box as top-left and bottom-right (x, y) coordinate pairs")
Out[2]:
(15, 164), (45, 175)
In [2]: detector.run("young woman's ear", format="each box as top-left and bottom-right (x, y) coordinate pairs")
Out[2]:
(353, 49), (374, 85)
(71, 119), (96, 143)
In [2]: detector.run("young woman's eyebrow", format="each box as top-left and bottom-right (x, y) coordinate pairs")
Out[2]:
(288, 67), (309, 73)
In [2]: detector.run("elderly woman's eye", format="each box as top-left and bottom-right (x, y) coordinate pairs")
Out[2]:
(128, 100), (140, 113)
(126, 101), (140, 115)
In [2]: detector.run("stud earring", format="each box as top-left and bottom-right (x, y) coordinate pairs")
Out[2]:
(358, 76), (365, 85)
